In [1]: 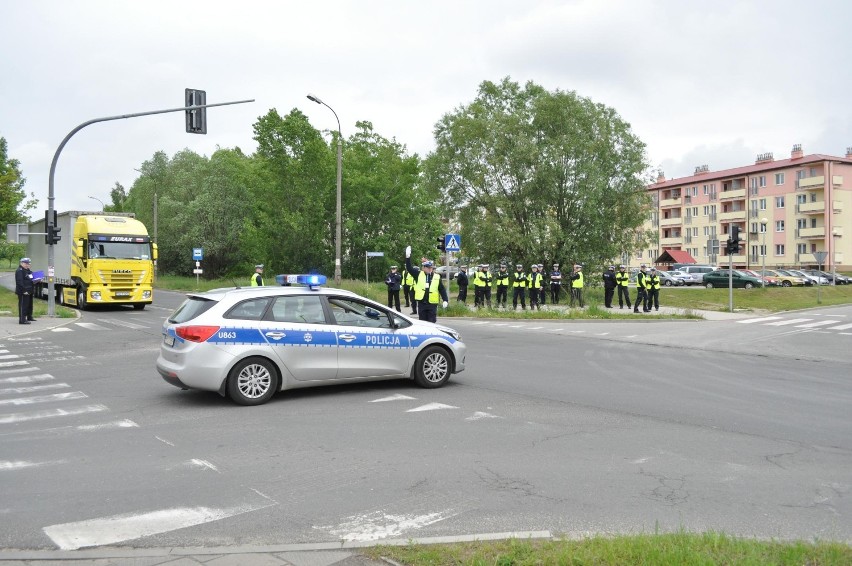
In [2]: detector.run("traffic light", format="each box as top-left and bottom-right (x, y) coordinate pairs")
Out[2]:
(436, 236), (446, 252)
(728, 225), (740, 254)
(44, 209), (61, 245)
(185, 88), (207, 134)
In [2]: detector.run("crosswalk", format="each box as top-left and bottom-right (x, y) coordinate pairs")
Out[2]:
(737, 315), (852, 333)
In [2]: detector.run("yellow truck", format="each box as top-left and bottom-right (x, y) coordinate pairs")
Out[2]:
(27, 211), (158, 310)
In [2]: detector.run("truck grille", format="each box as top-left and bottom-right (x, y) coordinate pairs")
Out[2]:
(97, 269), (148, 287)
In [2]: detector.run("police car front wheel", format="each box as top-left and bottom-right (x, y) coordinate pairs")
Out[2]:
(227, 357), (279, 406)
(414, 346), (451, 388)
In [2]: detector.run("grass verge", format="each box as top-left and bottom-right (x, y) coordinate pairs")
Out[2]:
(0, 287), (76, 319)
(363, 532), (852, 565)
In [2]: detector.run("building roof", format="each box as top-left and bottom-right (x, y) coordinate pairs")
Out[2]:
(655, 249), (696, 264)
(649, 153), (852, 190)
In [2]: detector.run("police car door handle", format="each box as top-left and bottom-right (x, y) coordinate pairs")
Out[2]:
(265, 331), (287, 339)
(339, 334), (357, 342)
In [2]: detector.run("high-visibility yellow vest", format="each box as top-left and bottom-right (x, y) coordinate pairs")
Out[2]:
(250, 273), (263, 286)
(528, 272), (543, 289)
(402, 270), (414, 286)
(572, 271), (584, 289)
(615, 271), (630, 287)
(645, 274), (661, 290)
(415, 272), (440, 304)
(495, 272), (510, 286)
(473, 271), (486, 287)
(513, 272), (527, 287)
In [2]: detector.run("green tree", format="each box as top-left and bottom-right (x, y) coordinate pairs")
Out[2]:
(423, 78), (654, 268)
(107, 182), (127, 212)
(0, 136), (38, 226)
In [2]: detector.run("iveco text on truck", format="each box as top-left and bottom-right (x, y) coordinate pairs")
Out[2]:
(27, 211), (158, 310)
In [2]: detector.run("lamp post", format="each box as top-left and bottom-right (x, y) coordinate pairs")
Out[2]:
(88, 195), (105, 211)
(760, 217), (768, 287)
(833, 228), (840, 286)
(307, 93), (343, 286)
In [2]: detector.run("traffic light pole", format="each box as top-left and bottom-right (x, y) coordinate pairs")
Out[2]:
(45, 99), (254, 316)
(728, 248), (734, 313)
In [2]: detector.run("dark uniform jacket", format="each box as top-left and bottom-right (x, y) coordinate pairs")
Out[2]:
(15, 266), (34, 295)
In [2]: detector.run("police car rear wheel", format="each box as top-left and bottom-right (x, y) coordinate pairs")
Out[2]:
(414, 346), (450, 388)
(227, 358), (279, 406)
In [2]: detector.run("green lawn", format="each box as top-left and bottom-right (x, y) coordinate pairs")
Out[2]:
(363, 532), (851, 565)
(0, 287), (76, 319)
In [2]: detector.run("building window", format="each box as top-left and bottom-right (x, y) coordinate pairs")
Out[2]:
(775, 244), (785, 256)
(703, 184), (709, 195)
(797, 243), (807, 254)
(759, 175), (766, 187)
(811, 218), (817, 228)
(775, 220), (785, 232)
(760, 244), (767, 257)
(693, 227), (698, 236)
(775, 196), (785, 208)
(775, 173), (785, 185)
(810, 192), (817, 203)
(796, 194), (807, 205)
(759, 198), (767, 210)
(703, 205), (709, 216)
(759, 223), (767, 233)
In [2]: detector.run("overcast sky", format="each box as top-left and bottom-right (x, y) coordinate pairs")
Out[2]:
(2, 0), (850, 216)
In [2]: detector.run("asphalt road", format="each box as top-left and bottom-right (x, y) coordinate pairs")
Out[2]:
(1, 286), (850, 551)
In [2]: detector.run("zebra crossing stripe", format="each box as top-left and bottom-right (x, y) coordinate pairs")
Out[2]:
(0, 404), (108, 424)
(827, 323), (852, 331)
(74, 322), (108, 330)
(0, 391), (87, 406)
(737, 316), (783, 324)
(765, 318), (812, 326)
(794, 320), (837, 329)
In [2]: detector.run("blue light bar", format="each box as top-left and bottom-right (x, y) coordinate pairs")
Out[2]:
(275, 274), (328, 288)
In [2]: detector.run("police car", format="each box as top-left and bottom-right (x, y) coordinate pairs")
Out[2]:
(156, 275), (466, 406)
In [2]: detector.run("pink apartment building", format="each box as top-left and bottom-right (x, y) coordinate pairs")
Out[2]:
(639, 144), (852, 273)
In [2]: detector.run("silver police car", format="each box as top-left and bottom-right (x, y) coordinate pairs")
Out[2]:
(156, 275), (466, 406)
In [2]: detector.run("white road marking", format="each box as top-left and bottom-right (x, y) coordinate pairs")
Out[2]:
(765, 318), (812, 326)
(0, 366), (40, 375)
(0, 391), (87, 406)
(0, 373), (53, 384)
(472, 321), (489, 325)
(465, 411), (502, 421)
(0, 404), (108, 424)
(827, 323), (852, 331)
(190, 459), (220, 472)
(155, 436), (175, 446)
(491, 323), (508, 327)
(43, 504), (269, 550)
(737, 316), (783, 324)
(0, 360), (28, 368)
(0, 383), (70, 395)
(0, 459), (66, 471)
(0, 354), (20, 360)
(51, 327), (73, 332)
(794, 320), (837, 329)
(74, 322), (108, 331)
(316, 508), (458, 542)
(549, 328), (564, 332)
(407, 403), (459, 412)
(528, 326), (543, 330)
(509, 325), (524, 328)
(97, 318), (148, 330)
(370, 394), (416, 403)
(76, 419), (138, 431)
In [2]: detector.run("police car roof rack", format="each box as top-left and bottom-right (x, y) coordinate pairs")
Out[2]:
(275, 274), (327, 290)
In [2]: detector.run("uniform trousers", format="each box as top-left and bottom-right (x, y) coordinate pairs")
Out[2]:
(604, 286), (615, 308)
(495, 285), (508, 306)
(18, 293), (33, 323)
(418, 301), (437, 323)
(617, 286), (631, 308)
(457, 285), (467, 303)
(647, 288), (659, 310)
(512, 288), (526, 309)
(550, 283), (561, 304)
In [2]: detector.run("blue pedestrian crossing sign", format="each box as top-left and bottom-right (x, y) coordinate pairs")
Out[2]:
(444, 234), (461, 252)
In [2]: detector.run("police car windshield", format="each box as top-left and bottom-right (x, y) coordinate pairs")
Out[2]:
(89, 241), (150, 260)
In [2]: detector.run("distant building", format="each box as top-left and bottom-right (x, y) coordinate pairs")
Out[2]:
(635, 144), (852, 273)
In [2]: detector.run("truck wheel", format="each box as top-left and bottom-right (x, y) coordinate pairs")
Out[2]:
(77, 287), (89, 311)
(133, 304), (146, 310)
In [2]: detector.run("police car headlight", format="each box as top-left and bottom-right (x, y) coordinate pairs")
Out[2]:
(441, 328), (461, 341)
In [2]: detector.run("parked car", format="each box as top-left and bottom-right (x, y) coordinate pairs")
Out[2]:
(703, 269), (762, 289)
(786, 269), (828, 285)
(741, 269), (780, 286)
(801, 269), (849, 285)
(157, 275), (467, 406)
(657, 270), (685, 286)
(676, 265), (716, 283)
(669, 270), (702, 285)
(766, 269), (811, 287)
(435, 265), (460, 279)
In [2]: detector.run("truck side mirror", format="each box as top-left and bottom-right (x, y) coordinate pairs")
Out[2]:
(152, 243), (158, 261)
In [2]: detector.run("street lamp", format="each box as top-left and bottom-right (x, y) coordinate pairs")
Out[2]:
(832, 228), (840, 286)
(307, 93), (343, 286)
(760, 217), (768, 287)
(88, 195), (105, 211)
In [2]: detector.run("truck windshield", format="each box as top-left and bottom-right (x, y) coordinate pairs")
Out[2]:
(89, 241), (150, 260)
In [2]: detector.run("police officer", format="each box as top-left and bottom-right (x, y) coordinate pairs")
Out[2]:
(538, 264), (547, 306)
(404, 246), (449, 323)
(512, 264), (527, 310)
(634, 264), (649, 313)
(455, 265), (469, 304)
(602, 265), (617, 308)
(402, 266), (416, 313)
(549, 263), (562, 304)
(646, 267), (661, 311)
(482, 264), (493, 308)
(568, 264), (585, 308)
(527, 264), (544, 310)
(494, 263), (510, 308)
(473, 264), (486, 308)
(385, 265), (402, 312)
(615, 265), (631, 309)
(250, 264), (264, 286)
(15, 257), (36, 324)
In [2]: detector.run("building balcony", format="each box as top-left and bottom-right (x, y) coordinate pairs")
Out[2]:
(660, 217), (682, 227)
(660, 197), (682, 207)
(796, 175), (844, 190)
(720, 188), (747, 199)
(797, 227), (825, 238)
(660, 236), (682, 246)
(796, 200), (843, 215)
(719, 210), (746, 221)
